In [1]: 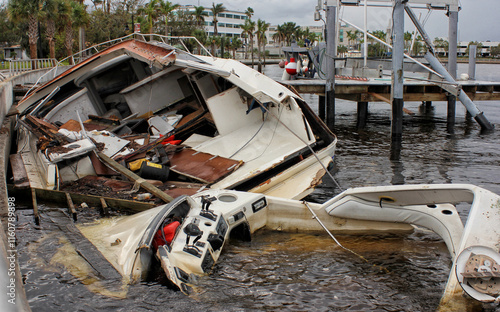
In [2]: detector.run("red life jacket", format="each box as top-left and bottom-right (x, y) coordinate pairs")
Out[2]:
(153, 221), (180, 249)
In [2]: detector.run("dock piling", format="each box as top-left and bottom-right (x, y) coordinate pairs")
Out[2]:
(448, 8), (458, 80)
(468, 45), (477, 80)
(357, 101), (368, 129)
(325, 1), (337, 130)
(447, 7), (458, 131)
(31, 189), (39, 225)
(447, 95), (456, 133)
(318, 95), (326, 121)
(391, 0), (405, 141)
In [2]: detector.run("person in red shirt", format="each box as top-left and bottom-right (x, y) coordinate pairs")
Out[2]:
(153, 217), (181, 250)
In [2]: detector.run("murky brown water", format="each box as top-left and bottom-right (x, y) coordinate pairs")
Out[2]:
(15, 207), (451, 312)
(13, 63), (500, 311)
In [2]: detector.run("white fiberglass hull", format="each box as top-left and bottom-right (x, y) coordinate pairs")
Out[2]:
(78, 183), (500, 309)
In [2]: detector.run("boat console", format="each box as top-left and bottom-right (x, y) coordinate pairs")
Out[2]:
(150, 190), (267, 293)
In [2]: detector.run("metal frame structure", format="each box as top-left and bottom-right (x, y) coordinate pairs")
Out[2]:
(316, 0), (493, 135)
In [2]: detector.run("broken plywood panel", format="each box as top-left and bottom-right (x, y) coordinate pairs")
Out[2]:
(169, 148), (242, 184)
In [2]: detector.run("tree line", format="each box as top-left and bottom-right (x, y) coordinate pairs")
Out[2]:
(341, 29), (500, 58)
(0, 0), (322, 65)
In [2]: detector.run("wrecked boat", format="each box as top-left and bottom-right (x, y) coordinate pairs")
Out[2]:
(13, 36), (336, 203)
(8, 35), (499, 311)
(79, 184), (500, 309)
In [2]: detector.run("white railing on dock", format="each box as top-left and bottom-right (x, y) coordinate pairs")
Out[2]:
(9, 58), (56, 75)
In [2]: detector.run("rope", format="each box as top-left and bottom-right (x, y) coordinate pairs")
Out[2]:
(256, 100), (344, 192)
(303, 201), (389, 273)
(229, 110), (269, 159)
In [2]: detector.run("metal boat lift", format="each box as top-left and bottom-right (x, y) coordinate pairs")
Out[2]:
(317, 0), (494, 137)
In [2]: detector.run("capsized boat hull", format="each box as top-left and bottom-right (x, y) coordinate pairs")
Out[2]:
(79, 184), (500, 308)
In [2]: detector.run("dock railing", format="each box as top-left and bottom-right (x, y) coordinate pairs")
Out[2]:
(9, 59), (57, 75)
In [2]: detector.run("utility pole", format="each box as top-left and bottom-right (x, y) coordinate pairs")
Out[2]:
(391, 0), (405, 142)
(325, 0), (337, 130)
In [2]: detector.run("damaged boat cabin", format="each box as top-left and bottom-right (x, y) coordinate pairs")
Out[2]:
(14, 38), (336, 201)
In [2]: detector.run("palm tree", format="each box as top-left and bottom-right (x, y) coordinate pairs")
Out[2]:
(346, 30), (353, 49)
(138, 0), (159, 33)
(41, 0), (58, 61)
(404, 31), (412, 52)
(243, 6), (254, 57)
(272, 24), (285, 57)
(337, 45), (348, 57)
(281, 22), (299, 46)
(301, 27), (311, 45)
(210, 3), (226, 55)
(192, 28), (207, 54)
(307, 32), (318, 47)
(210, 3), (226, 37)
(208, 35), (221, 55)
(192, 5), (207, 28)
(434, 38), (449, 56)
(242, 19), (255, 65)
(370, 30), (388, 55)
(230, 38), (242, 59)
(158, 0), (179, 36)
(240, 20), (251, 59)
(346, 30), (360, 50)
(57, 0), (72, 63)
(412, 35), (424, 56)
(244, 7), (253, 20)
(75, 0), (86, 53)
(58, 0), (87, 64)
(370, 30), (386, 41)
(295, 27), (305, 44)
(255, 19), (269, 65)
(7, 0), (42, 61)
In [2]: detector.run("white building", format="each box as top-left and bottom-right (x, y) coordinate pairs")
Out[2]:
(458, 41), (500, 57)
(179, 5), (247, 38)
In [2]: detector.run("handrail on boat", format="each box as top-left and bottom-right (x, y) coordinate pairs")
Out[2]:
(21, 33), (213, 101)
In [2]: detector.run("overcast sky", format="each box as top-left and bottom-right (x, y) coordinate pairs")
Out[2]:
(189, 0), (499, 42)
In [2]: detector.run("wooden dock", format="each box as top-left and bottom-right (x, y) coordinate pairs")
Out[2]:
(280, 78), (500, 132)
